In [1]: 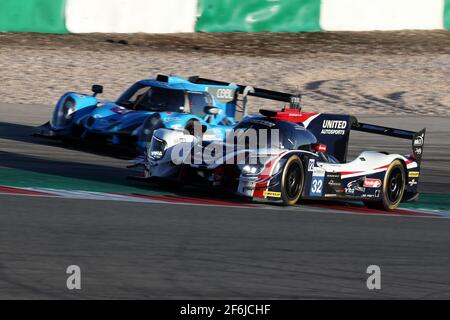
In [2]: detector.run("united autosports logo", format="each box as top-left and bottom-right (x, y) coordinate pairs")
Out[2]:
(363, 178), (382, 188)
(321, 120), (347, 135)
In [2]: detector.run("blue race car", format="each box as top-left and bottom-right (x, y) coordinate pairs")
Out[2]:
(35, 74), (244, 153)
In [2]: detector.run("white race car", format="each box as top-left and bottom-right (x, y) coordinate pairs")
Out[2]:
(130, 100), (425, 211)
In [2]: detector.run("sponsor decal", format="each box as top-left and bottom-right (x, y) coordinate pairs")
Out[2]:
(375, 190), (381, 198)
(308, 159), (315, 172)
(414, 147), (422, 155)
(345, 187), (355, 194)
(363, 178), (382, 188)
(310, 168), (327, 196)
(312, 167), (325, 177)
(208, 87), (236, 102)
(324, 172), (344, 196)
(413, 133), (424, 147)
(346, 178), (365, 194)
(321, 120), (347, 135)
(216, 88), (234, 100)
(408, 179), (418, 187)
(263, 190), (281, 198)
(409, 171), (420, 178)
(162, 117), (181, 122)
(327, 179), (341, 187)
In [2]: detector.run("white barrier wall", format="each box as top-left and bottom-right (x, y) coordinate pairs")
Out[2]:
(65, 0), (198, 33)
(320, 0), (445, 31)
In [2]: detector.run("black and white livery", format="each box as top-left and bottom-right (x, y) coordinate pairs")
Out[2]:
(131, 84), (425, 211)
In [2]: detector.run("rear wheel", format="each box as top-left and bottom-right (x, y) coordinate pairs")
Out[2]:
(280, 155), (304, 206)
(364, 160), (405, 211)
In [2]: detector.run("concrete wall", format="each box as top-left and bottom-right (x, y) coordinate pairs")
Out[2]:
(65, 0), (197, 33)
(320, 0), (445, 31)
(0, 0), (67, 33)
(0, 0), (449, 33)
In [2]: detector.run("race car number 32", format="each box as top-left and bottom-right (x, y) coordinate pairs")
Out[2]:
(310, 172), (324, 196)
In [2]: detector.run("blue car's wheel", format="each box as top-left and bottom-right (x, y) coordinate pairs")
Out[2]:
(184, 119), (203, 139)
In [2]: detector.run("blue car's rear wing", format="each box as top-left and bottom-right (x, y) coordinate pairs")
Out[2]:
(351, 120), (426, 164)
(188, 76), (301, 109)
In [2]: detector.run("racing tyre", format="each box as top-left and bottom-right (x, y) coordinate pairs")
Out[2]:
(364, 160), (405, 211)
(280, 155), (304, 206)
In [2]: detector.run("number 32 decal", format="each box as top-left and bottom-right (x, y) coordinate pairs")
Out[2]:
(310, 177), (324, 196)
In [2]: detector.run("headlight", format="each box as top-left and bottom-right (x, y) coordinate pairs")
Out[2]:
(241, 164), (264, 176)
(148, 136), (167, 160)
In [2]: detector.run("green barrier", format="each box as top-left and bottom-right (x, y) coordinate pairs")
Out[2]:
(445, 0), (450, 29)
(196, 0), (321, 32)
(0, 0), (67, 33)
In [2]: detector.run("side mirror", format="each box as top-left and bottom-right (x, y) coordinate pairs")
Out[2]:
(204, 106), (221, 115)
(91, 84), (103, 97)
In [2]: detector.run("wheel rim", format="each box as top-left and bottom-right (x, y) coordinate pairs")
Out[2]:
(387, 167), (404, 203)
(285, 162), (301, 199)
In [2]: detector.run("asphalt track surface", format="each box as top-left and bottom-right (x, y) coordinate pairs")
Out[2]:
(1, 103), (450, 299)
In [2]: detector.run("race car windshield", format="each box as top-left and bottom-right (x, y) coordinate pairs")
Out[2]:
(230, 121), (283, 149)
(118, 85), (185, 112)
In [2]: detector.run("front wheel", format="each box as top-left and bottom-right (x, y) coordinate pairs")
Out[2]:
(280, 155), (305, 206)
(184, 119), (203, 139)
(364, 160), (406, 211)
(139, 114), (164, 145)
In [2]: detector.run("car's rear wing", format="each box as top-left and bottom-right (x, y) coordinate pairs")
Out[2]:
(351, 120), (426, 164)
(188, 76), (301, 114)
